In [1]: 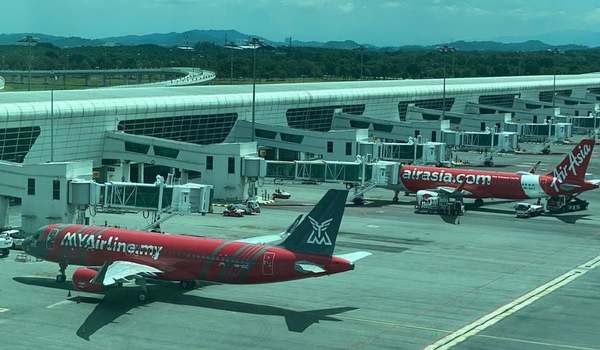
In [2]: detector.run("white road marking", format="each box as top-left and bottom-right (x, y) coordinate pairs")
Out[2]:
(46, 300), (75, 309)
(367, 225), (380, 228)
(477, 334), (600, 350)
(0, 308), (9, 313)
(424, 255), (600, 350)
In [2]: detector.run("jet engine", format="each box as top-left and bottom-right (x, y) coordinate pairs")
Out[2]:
(72, 267), (103, 292)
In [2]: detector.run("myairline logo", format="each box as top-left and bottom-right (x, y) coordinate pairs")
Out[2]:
(402, 169), (492, 186)
(551, 143), (592, 192)
(306, 217), (333, 246)
(61, 232), (163, 260)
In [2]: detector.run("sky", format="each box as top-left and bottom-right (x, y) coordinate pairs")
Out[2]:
(2, 0), (599, 46)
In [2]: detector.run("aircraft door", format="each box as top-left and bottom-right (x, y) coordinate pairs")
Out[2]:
(262, 252), (275, 276)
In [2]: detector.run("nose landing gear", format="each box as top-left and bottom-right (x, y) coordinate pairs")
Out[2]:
(56, 263), (67, 283)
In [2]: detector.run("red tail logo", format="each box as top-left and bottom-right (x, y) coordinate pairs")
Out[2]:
(548, 139), (594, 192)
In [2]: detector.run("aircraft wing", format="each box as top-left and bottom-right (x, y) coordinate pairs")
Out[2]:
(92, 261), (162, 286)
(430, 186), (473, 197)
(235, 214), (303, 244)
(236, 234), (285, 244)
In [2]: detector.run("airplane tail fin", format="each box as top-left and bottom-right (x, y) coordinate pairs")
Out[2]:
(547, 139), (595, 183)
(279, 189), (348, 256)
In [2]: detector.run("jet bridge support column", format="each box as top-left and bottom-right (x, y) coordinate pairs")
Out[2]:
(122, 161), (131, 182)
(0, 196), (9, 228)
(137, 163), (145, 183)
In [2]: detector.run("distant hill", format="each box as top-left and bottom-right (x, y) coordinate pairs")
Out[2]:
(0, 33), (103, 47)
(497, 30), (600, 48)
(0, 30), (590, 52)
(102, 29), (251, 47)
(425, 40), (586, 52)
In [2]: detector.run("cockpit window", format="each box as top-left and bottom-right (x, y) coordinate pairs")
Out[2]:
(46, 229), (60, 249)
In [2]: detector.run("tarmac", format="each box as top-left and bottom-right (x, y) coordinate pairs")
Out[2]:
(1, 142), (600, 350)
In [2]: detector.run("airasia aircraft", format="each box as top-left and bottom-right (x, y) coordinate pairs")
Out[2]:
(392, 138), (598, 205)
(22, 190), (370, 301)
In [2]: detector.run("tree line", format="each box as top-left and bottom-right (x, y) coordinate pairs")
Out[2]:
(0, 42), (599, 81)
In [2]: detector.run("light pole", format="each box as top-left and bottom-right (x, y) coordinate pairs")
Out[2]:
(226, 38), (265, 142)
(18, 35), (39, 91)
(224, 41), (241, 84)
(439, 45), (456, 120)
(249, 38), (260, 142)
(50, 72), (58, 162)
(547, 48), (561, 140)
(359, 45), (365, 80)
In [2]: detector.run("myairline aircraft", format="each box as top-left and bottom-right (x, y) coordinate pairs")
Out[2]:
(392, 139), (599, 203)
(22, 190), (370, 301)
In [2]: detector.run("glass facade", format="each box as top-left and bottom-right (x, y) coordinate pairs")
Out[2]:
(118, 113), (238, 145)
(0, 126), (41, 163)
(539, 89), (573, 103)
(286, 104), (365, 132)
(478, 93), (520, 108)
(398, 98), (455, 121)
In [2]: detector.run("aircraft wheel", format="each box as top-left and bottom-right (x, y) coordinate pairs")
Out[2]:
(180, 280), (197, 290)
(392, 196), (399, 203)
(474, 199), (484, 207)
(352, 197), (364, 206)
(56, 274), (66, 283)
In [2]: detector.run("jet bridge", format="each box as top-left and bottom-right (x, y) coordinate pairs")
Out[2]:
(265, 158), (400, 203)
(71, 178), (212, 231)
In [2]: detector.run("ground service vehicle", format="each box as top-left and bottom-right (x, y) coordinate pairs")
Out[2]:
(3, 229), (26, 249)
(272, 189), (291, 199)
(546, 196), (589, 213)
(415, 190), (465, 216)
(514, 203), (545, 218)
(0, 233), (13, 257)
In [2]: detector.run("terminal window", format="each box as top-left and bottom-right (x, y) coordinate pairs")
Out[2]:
(206, 156), (213, 170)
(478, 93), (520, 108)
(52, 180), (60, 200)
(228, 157), (235, 174)
(27, 178), (35, 195)
(118, 113), (238, 145)
(0, 126), (41, 163)
(398, 98), (455, 121)
(539, 89), (572, 103)
(286, 104), (365, 132)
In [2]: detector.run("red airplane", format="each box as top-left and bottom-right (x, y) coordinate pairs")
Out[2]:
(391, 139), (599, 207)
(22, 190), (370, 302)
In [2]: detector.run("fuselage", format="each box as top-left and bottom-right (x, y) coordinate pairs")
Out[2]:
(396, 165), (598, 199)
(24, 224), (353, 284)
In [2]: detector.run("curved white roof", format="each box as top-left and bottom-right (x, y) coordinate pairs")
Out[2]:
(0, 73), (599, 119)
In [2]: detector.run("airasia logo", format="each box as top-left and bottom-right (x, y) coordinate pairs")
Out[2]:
(551, 143), (591, 192)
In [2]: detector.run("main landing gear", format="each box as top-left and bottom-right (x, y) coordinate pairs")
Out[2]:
(56, 263), (67, 283)
(392, 191), (400, 203)
(135, 276), (149, 303)
(180, 280), (198, 290)
(473, 199), (484, 208)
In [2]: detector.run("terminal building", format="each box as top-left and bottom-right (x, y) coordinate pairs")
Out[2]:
(0, 73), (599, 231)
